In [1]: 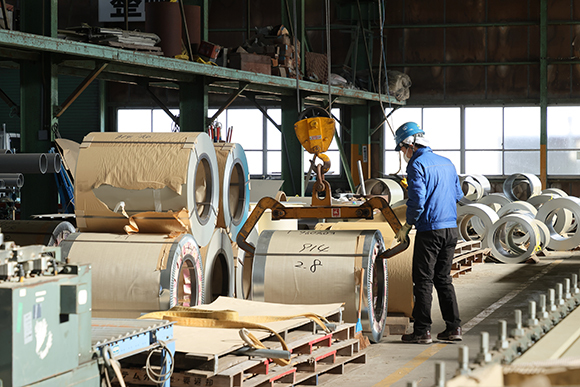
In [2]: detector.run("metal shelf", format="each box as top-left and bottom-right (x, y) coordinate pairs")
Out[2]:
(0, 29), (403, 106)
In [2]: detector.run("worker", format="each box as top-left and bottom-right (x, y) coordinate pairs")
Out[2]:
(394, 122), (464, 344)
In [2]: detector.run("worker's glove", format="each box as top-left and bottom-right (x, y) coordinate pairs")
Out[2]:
(395, 223), (412, 243)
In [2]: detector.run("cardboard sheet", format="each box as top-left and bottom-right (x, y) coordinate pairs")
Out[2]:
(172, 297), (343, 356)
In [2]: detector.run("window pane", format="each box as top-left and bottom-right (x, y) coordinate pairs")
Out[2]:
(504, 107), (540, 150)
(435, 151), (461, 172)
(245, 151), (263, 175)
(505, 151), (540, 174)
(384, 107), (422, 151)
(548, 150), (580, 174)
(547, 106), (580, 149)
(466, 151), (502, 174)
(466, 107), (502, 149)
(266, 109), (281, 150)
(118, 109), (151, 132)
(152, 109), (179, 133)
(423, 108), (460, 150)
(267, 150), (281, 175)
(384, 151), (406, 175)
(329, 108), (341, 151)
(228, 109), (263, 150)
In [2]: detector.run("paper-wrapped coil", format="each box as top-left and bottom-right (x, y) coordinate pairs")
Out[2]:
(503, 173), (542, 201)
(253, 229), (388, 343)
(457, 203), (499, 246)
(535, 197), (580, 251)
(488, 213), (543, 263)
(356, 178), (404, 204)
(0, 220), (75, 246)
(200, 228), (235, 303)
(60, 233), (203, 318)
(234, 227), (259, 300)
(74, 132), (219, 246)
(214, 143), (250, 241)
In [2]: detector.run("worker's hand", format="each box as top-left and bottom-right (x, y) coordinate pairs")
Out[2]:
(395, 223), (412, 243)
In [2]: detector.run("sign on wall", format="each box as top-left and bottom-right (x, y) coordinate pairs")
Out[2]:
(98, 0), (146, 22)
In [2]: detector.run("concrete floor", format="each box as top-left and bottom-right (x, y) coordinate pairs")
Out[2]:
(321, 251), (580, 387)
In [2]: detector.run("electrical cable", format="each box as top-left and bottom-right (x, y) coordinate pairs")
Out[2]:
(145, 340), (175, 385)
(325, 0), (332, 111)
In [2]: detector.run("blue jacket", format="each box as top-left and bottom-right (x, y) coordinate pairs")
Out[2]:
(406, 147), (464, 232)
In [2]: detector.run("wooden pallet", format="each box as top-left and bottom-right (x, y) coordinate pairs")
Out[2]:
(120, 321), (365, 387)
(451, 240), (490, 278)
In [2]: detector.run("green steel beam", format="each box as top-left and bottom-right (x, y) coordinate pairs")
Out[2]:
(179, 76), (207, 132)
(19, 0), (58, 219)
(280, 96), (303, 196)
(0, 30), (402, 105)
(540, 0), (548, 188)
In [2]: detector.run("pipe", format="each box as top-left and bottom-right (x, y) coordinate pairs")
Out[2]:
(0, 153), (48, 174)
(46, 153), (62, 174)
(0, 173), (24, 187)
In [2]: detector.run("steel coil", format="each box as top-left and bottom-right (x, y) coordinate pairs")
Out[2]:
(0, 220), (75, 246)
(527, 194), (574, 235)
(488, 213), (542, 263)
(503, 173), (542, 201)
(253, 229), (388, 343)
(200, 228), (235, 303)
(61, 232), (204, 318)
(356, 178), (405, 204)
(214, 143), (250, 242)
(535, 197), (580, 251)
(497, 201), (538, 218)
(74, 132), (219, 245)
(457, 203), (499, 245)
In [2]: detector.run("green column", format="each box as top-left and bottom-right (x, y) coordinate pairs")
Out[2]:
(540, 0), (548, 188)
(281, 96), (303, 196)
(179, 78), (207, 132)
(350, 104), (371, 187)
(19, 0), (59, 219)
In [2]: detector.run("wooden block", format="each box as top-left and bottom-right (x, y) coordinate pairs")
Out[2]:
(229, 53), (272, 75)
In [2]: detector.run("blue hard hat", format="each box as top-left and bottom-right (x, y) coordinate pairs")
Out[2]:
(394, 122), (425, 151)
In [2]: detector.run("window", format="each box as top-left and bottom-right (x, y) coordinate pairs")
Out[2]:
(385, 106), (543, 176)
(547, 107), (580, 175)
(384, 107), (460, 174)
(118, 108), (179, 132)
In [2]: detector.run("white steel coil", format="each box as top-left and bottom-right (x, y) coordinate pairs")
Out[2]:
(214, 143), (250, 242)
(457, 203), (499, 246)
(488, 213), (542, 263)
(503, 173), (542, 201)
(535, 197), (580, 251)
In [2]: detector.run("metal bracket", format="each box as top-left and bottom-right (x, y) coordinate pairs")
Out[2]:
(236, 196), (409, 259)
(207, 82), (249, 126)
(55, 62), (108, 118)
(0, 85), (19, 117)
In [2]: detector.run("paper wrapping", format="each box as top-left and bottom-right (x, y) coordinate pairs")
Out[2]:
(213, 143), (250, 241)
(60, 232), (203, 318)
(74, 132), (219, 246)
(314, 203), (415, 318)
(199, 228), (235, 303)
(253, 229), (388, 342)
(0, 220), (76, 247)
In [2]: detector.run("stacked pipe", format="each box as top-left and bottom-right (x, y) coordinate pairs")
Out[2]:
(456, 173), (580, 263)
(60, 132), (251, 318)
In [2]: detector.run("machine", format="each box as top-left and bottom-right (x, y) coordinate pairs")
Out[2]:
(0, 233), (174, 387)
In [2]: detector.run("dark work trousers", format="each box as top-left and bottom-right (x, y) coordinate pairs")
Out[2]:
(411, 227), (461, 334)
